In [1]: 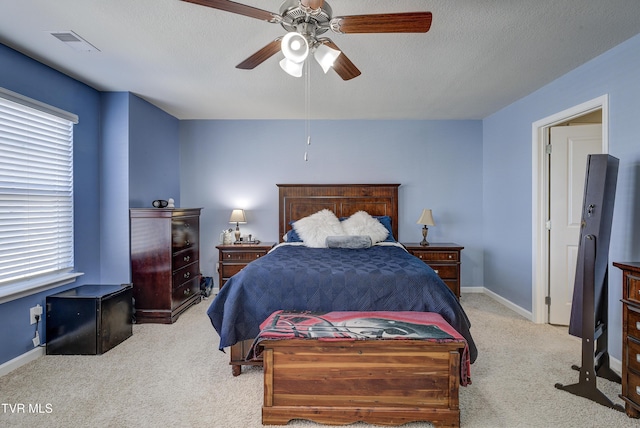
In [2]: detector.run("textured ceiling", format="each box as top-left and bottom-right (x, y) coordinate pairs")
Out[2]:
(1, 0), (640, 120)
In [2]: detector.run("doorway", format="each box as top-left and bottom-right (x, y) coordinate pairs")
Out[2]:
(531, 95), (609, 324)
(548, 123), (602, 325)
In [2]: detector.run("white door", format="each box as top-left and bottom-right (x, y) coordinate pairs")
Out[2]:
(548, 124), (602, 325)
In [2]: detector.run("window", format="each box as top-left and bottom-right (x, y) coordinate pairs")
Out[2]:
(0, 88), (79, 298)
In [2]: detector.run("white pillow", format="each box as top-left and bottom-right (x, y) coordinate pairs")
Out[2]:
(341, 211), (389, 243)
(292, 209), (345, 248)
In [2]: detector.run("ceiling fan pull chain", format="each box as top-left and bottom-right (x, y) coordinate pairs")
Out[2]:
(305, 57), (311, 160)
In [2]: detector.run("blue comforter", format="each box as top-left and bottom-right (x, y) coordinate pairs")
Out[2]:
(207, 243), (477, 363)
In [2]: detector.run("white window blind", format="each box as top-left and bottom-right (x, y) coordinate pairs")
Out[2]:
(0, 93), (75, 286)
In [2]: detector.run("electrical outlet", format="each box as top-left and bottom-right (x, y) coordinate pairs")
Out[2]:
(30, 304), (43, 325)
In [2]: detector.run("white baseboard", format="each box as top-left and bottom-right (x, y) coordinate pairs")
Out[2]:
(460, 286), (484, 294)
(481, 287), (533, 320)
(0, 346), (45, 377)
(610, 356), (622, 376)
(461, 286), (533, 321)
(462, 286), (623, 375)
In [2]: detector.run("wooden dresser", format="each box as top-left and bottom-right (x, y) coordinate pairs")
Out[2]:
(403, 243), (463, 298)
(613, 261), (640, 418)
(130, 208), (202, 323)
(216, 242), (275, 289)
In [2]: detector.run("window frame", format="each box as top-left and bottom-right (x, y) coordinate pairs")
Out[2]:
(0, 87), (82, 304)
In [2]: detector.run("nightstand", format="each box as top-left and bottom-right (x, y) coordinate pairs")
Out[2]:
(403, 243), (464, 298)
(216, 242), (275, 289)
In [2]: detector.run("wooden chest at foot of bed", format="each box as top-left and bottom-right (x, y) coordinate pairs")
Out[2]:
(262, 339), (464, 427)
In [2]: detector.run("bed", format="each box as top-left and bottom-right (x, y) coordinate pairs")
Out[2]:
(207, 184), (477, 377)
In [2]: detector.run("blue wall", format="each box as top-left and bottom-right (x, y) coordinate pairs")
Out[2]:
(0, 44), (102, 364)
(483, 32), (640, 360)
(100, 92), (130, 283)
(129, 94), (180, 208)
(98, 92), (180, 283)
(0, 45), (181, 366)
(179, 119), (485, 289)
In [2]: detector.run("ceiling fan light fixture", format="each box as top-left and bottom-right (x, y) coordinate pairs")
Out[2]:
(279, 57), (304, 77)
(281, 31), (309, 63)
(313, 43), (341, 73)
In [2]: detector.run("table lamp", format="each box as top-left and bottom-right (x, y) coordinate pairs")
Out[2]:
(416, 209), (435, 246)
(229, 209), (246, 243)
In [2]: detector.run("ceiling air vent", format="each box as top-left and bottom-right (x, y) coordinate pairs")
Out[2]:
(50, 31), (100, 52)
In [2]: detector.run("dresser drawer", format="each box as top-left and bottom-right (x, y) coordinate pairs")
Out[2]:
(412, 250), (458, 263)
(172, 248), (199, 271)
(222, 250), (267, 262)
(627, 369), (640, 407)
(221, 263), (245, 279)
(428, 264), (458, 279)
(172, 278), (200, 310)
(442, 279), (458, 294)
(627, 337), (640, 374)
(172, 216), (199, 251)
(626, 273), (640, 304)
(173, 262), (199, 288)
(628, 306), (640, 341)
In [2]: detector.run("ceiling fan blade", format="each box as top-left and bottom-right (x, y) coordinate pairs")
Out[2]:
(320, 39), (361, 81)
(236, 38), (283, 69)
(330, 12), (432, 34)
(181, 0), (280, 23)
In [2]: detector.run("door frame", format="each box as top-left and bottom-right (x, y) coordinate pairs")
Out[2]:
(531, 95), (609, 324)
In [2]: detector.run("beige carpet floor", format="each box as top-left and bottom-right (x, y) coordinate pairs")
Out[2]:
(0, 293), (637, 427)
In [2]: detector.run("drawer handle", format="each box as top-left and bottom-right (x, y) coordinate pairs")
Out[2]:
(637, 386), (640, 396)
(227, 254), (231, 258)
(256, 254), (260, 258)
(183, 255), (190, 262)
(419, 255), (423, 259)
(434, 269), (439, 274)
(636, 321), (640, 331)
(448, 255), (452, 259)
(184, 288), (190, 296)
(185, 240), (190, 247)
(184, 272), (191, 279)
(637, 354), (640, 363)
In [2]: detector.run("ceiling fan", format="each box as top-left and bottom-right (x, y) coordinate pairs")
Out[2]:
(181, 0), (432, 80)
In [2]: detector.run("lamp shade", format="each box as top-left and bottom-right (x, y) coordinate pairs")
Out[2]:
(416, 209), (435, 226)
(229, 209), (246, 224)
(281, 32), (309, 63)
(279, 57), (304, 77)
(313, 43), (341, 73)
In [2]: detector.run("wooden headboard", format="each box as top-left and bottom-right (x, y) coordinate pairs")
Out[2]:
(277, 184), (400, 242)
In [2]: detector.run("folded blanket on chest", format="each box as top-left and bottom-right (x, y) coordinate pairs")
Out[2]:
(251, 310), (472, 386)
(326, 235), (372, 249)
